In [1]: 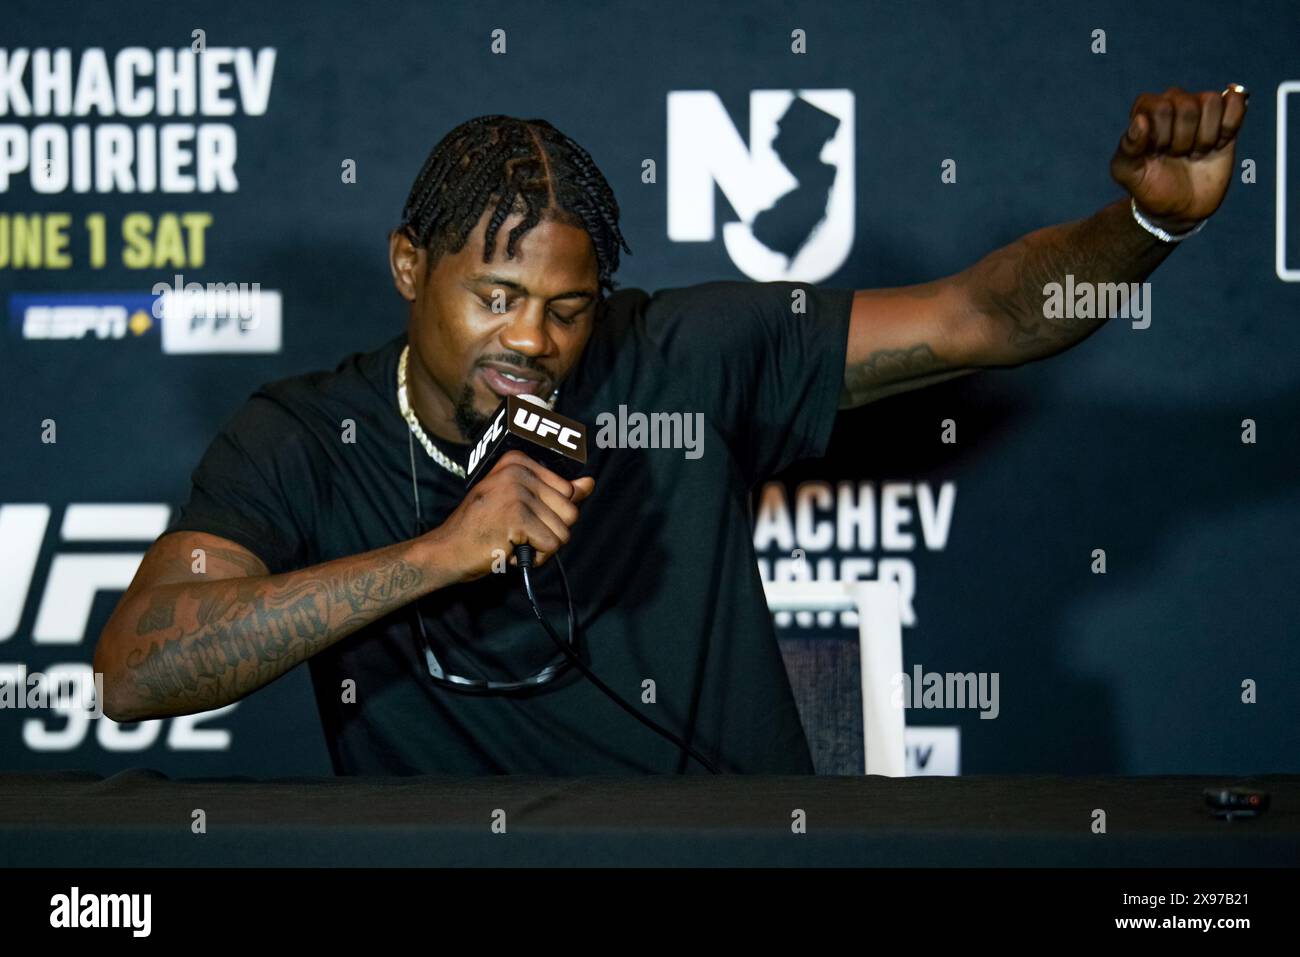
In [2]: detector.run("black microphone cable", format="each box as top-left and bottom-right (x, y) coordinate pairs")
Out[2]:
(406, 416), (718, 772)
(513, 542), (720, 775)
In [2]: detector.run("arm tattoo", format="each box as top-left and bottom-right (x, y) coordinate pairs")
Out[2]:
(135, 592), (176, 636)
(840, 343), (944, 407)
(838, 201), (1175, 407)
(329, 561), (424, 614)
(121, 553), (425, 715)
(205, 546), (268, 577)
(961, 198), (1176, 364)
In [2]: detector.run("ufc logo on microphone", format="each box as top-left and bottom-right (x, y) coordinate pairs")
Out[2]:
(513, 406), (581, 451)
(466, 396), (588, 483)
(468, 407), (507, 474)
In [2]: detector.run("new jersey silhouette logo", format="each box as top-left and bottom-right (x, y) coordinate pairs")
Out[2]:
(667, 89), (855, 282)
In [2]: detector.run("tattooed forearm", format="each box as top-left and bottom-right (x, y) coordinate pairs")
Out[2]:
(204, 546), (269, 577)
(111, 547), (431, 719)
(961, 198), (1176, 365)
(839, 200), (1182, 407)
(135, 591), (176, 636)
(841, 343), (944, 406)
(124, 581), (331, 712)
(328, 561), (424, 615)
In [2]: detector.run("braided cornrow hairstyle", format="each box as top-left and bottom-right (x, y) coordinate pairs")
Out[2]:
(397, 115), (632, 298)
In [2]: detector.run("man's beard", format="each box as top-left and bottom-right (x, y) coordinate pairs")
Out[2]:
(451, 377), (489, 442)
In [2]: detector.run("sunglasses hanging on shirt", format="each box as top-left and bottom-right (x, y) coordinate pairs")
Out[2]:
(404, 426), (579, 694)
(397, 361), (720, 772)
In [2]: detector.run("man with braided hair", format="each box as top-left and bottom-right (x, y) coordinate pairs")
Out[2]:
(95, 91), (1249, 774)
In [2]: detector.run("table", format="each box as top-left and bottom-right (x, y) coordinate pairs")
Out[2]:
(0, 770), (1295, 866)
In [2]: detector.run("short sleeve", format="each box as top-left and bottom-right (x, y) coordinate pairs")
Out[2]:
(163, 389), (319, 575)
(641, 280), (853, 485)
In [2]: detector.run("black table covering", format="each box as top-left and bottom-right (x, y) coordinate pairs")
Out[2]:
(0, 771), (1294, 866)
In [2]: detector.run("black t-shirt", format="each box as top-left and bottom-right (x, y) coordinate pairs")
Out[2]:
(164, 280), (853, 774)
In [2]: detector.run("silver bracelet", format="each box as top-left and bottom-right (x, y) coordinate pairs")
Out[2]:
(1130, 197), (1206, 243)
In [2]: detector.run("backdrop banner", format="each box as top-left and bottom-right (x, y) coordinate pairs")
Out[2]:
(2, 0), (1296, 776)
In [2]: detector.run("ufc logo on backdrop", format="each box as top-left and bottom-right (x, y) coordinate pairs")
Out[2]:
(0, 503), (236, 752)
(0, 503), (167, 644)
(667, 89), (856, 282)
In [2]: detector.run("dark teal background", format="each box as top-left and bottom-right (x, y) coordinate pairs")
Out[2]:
(1, 0), (1296, 775)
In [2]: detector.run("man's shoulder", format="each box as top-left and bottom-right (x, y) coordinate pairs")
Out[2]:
(592, 281), (797, 337)
(595, 286), (649, 328)
(592, 281), (753, 347)
(644, 279), (831, 316)
(601, 280), (760, 318)
(248, 333), (402, 416)
(212, 333), (403, 453)
(581, 281), (772, 379)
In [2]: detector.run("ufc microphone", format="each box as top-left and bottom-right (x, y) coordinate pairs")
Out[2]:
(464, 393), (588, 491)
(459, 394), (722, 773)
(465, 393), (586, 574)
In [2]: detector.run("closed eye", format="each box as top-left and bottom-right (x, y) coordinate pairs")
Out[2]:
(475, 293), (582, 325)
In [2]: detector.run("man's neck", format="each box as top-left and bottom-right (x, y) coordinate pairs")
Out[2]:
(405, 346), (468, 446)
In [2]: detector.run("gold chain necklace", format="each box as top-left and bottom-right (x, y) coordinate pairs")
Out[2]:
(397, 344), (558, 480)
